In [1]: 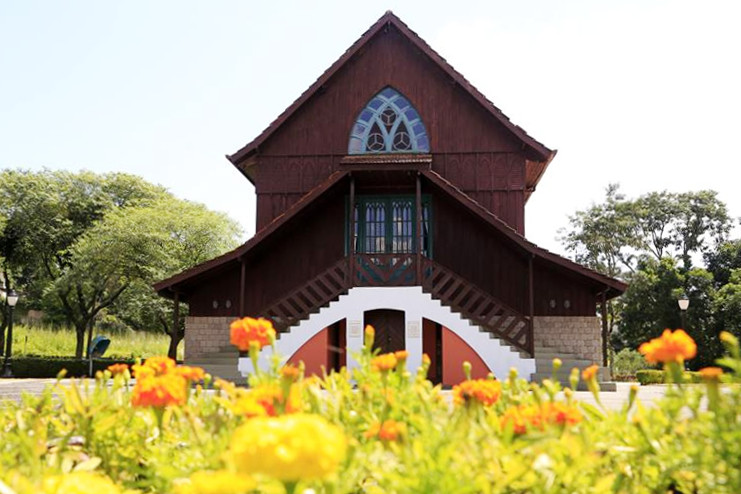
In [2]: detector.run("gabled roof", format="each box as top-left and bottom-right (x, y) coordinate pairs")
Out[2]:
(227, 11), (556, 187)
(154, 170), (350, 297)
(420, 170), (627, 297)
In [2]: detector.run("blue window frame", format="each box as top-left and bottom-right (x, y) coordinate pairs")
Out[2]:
(348, 87), (430, 154)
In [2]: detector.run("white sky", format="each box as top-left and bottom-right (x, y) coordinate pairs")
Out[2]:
(1, 1), (740, 255)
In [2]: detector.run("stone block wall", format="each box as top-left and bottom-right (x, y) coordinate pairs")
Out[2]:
(533, 316), (602, 363)
(184, 316), (233, 360)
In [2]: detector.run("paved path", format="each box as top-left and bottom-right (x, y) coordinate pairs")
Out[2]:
(1, 379), (669, 411)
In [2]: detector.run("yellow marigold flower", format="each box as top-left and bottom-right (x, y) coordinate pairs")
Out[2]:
(364, 419), (405, 442)
(173, 365), (206, 383)
(232, 383), (302, 417)
(422, 354), (431, 366)
(229, 414), (347, 481)
(365, 325), (375, 346)
(371, 353), (398, 372)
(43, 471), (121, 494)
(582, 364), (599, 381)
(452, 378), (501, 407)
(230, 317), (276, 351)
(699, 366), (723, 380)
(639, 329), (697, 364)
(131, 373), (187, 408)
(107, 363), (129, 376)
(172, 470), (256, 494)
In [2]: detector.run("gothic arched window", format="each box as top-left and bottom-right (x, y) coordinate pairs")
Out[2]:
(348, 87), (430, 154)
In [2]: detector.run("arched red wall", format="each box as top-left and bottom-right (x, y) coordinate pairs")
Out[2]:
(442, 327), (492, 385)
(288, 328), (329, 377)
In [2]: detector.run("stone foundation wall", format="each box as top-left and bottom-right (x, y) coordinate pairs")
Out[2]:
(184, 316), (233, 360)
(533, 316), (602, 362)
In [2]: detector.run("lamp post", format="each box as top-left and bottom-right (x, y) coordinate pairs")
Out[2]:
(0, 277), (5, 357)
(678, 293), (690, 331)
(1, 290), (19, 378)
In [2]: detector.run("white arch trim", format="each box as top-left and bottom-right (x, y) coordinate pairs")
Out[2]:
(238, 286), (535, 380)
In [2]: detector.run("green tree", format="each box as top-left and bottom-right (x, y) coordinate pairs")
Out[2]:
(0, 169), (240, 358)
(107, 199), (241, 358)
(618, 257), (718, 369)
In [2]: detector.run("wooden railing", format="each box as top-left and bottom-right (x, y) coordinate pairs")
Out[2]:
(353, 254), (417, 287)
(421, 258), (533, 356)
(261, 259), (350, 332)
(257, 254), (533, 356)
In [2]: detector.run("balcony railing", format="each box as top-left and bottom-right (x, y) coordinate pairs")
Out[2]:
(352, 253), (417, 287)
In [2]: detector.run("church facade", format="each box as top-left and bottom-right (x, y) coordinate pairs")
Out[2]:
(155, 12), (626, 386)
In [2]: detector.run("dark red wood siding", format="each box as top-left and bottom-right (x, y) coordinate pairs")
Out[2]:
(252, 24), (528, 232)
(188, 190), (346, 317)
(432, 188), (598, 317)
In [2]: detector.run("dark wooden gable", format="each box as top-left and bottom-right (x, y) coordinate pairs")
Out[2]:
(233, 12), (555, 232)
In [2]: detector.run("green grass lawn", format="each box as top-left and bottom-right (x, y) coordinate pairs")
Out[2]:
(6, 325), (184, 360)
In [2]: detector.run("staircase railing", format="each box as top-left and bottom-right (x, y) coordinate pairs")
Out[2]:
(260, 258), (350, 332)
(257, 254), (533, 356)
(421, 258), (533, 356)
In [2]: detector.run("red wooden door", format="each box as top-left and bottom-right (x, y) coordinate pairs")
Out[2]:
(364, 309), (405, 354)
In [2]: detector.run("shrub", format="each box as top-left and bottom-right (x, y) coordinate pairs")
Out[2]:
(5, 357), (136, 378)
(636, 369), (665, 384)
(612, 348), (651, 379)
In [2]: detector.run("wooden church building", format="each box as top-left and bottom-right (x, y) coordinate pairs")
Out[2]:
(155, 12), (626, 385)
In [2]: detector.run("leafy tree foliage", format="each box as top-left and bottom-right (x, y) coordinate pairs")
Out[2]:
(0, 169), (241, 358)
(561, 184), (734, 368)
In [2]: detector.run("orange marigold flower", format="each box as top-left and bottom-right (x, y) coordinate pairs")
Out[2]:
(582, 364), (599, 381)
(131, 373), (187, 408)
(453, 379), (502, 407)
(500, 402), (582, 434)
(371, 353), (398, 372)
(107, 363), (129, 376)
(132, 356), (177, 378)
(699, 366), (723, 380)
(280, 364), (302, 381)
(639, 329), (697, 364)
(365, 419), (404, 441)
(230, 317), (276, 351)
(394, 350), (409, 362)
(173, 365), (206, 383)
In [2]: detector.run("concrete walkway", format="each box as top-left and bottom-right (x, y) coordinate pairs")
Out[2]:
(1, 379), (669, 411)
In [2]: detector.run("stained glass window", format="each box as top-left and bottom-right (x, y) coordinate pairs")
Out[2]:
(348, 87), (430, 154)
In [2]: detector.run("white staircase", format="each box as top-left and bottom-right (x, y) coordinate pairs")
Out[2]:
(239, 286), (536, 380)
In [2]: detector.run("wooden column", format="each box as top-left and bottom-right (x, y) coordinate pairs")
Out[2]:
(239, 257), (246, 316)
(349, 176), (355, 286)
(601, 290), (609, 367)
(169, 290), (180, 360)
(415, 173), (422, 284)
(527, 254), (535, 356)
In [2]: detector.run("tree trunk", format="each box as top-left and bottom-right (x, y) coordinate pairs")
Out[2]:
(85, 318), (95, 358)
(74, 323), (86, 359)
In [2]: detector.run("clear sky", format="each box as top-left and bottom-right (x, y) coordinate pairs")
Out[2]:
(1, 1), (740, 254)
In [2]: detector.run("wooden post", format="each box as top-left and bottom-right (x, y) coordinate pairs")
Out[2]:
(239, 257), (246, 316)
(349, 176), (355, 286)
(527, 254), (535, 356)
(169, 291), (180, 360)
(601, 290), (609, 367)
(415, 173), (422, 284)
